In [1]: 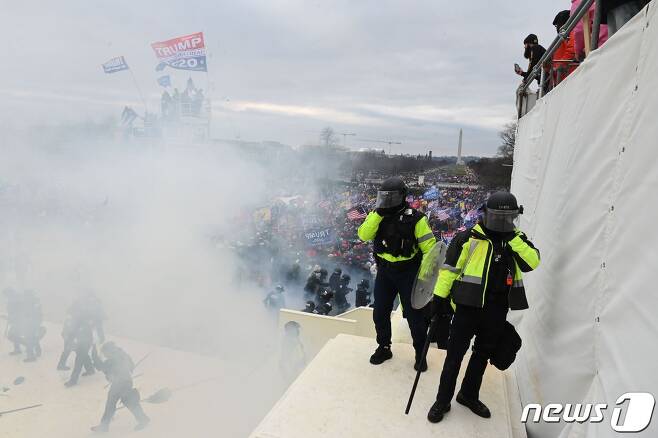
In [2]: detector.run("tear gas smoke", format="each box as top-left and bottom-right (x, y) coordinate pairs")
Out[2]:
(0, 123), (317, 436)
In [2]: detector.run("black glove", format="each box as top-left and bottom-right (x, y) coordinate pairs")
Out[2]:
(376, 205), (405, 217)
(430, 295), (452, 318)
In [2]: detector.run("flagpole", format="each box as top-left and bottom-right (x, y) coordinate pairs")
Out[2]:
(204, 48), (211, 140)
(128, 67), (148, 116)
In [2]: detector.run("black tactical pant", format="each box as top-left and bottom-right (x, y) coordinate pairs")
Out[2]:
(68, 344), (94, 384)
(436, 300), (508, 404)
(23, 327), (42, 360)
(58, 336), (74, 368)
(372, 260), (427, 354)
(100, 381), (149, 426)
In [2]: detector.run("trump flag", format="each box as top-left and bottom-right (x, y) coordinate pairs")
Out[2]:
(102, 56), (129, 74)
(151, 32), (207, 72)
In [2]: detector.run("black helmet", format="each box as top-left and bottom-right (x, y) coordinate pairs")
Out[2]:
(482, 191), (523, 233)
(523, 34), (539, 45)
(101, 341), (118, 356)
(341, 274), (351, 282)
(333, 268), (342, 275)
(553, 10), (570, 30)
(275, 285), (284, 293)
(359, 279), (369, 288)
(376, 177), (408, 210)
(486, 191), (519, 210)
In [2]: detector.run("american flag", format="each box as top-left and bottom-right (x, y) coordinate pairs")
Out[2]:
(347, 206), (368, 221)
(435, 210), (451, 221)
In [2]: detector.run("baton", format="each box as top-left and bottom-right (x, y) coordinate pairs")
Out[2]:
(0, 404), (43, 417)
(405, 315), (437, 415)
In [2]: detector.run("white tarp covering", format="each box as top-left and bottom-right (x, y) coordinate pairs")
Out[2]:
(512, 3), (658, 437)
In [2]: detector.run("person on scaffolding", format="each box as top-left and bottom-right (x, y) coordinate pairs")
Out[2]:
(515, 34), (547, 92)
(427, 192), (540, 423)
(357, 177), (437, 371)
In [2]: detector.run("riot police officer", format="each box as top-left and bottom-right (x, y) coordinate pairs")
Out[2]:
(264, 285), (286, 310)
(355, 279), (371, 307)
(316, 286), (334, 314)
(358, 177), (437, 371)
(304, 266), (323, 300)
(91, 342), (150, 432)
(3, 288), (23, 355)
(314, 301), (333, 316)
(427, 191), (540, 423)
(328, 268), (342, 293)
(334, 274), (352, 313)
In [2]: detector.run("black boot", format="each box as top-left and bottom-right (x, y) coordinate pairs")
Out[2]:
(427, 401), (451, 423)
(414, 353), (428, 372)
(134, 417), (150, 431)
(456, 391), (491, 418)
(369, 345), (392, 365)
(90, 423), (109, 433)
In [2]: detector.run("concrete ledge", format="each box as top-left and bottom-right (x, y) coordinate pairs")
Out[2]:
(251, 334), (515, 438)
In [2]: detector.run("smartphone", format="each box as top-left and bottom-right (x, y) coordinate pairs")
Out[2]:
(514, 63), (522, 73)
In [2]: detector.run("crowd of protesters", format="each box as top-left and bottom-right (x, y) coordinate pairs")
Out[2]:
(229, 167), (493, 314)
(516, 0), (650, 93)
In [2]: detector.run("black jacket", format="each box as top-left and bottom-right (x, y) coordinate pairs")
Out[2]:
(522, 44), (547, 84)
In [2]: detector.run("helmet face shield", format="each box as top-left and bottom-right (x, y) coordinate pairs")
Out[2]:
(483, 208), (519, 232)
(375, 190), (404, 209)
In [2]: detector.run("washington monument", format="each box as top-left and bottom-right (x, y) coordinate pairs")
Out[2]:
(456, 129), (464, 165)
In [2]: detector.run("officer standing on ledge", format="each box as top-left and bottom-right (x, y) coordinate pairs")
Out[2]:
(427, 191), (540, 423)
(358, 177), (436, 371)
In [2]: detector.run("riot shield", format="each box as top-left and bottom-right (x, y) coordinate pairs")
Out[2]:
(411, 241), (447, 309)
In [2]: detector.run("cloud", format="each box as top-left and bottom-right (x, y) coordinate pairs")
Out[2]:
(2, 0), (561, 154)
(218, 100), (382, 126)
(356, 103), (514, 131)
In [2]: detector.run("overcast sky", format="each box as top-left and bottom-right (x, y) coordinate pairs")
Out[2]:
(2, 0), (563, 155)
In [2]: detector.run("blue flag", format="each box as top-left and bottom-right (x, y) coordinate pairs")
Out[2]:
(102, 56), (129, 74)
(157, 75), (171, 87)
(423, 187), (440, 201)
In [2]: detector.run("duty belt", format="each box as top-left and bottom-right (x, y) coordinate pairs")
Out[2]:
(375, 253), (421, 272)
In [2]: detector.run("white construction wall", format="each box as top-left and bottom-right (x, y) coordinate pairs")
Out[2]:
(512, 3), (658, 437)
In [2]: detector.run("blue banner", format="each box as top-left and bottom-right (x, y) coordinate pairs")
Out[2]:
(304, 228), (334, 247)
(102, 56), (129, 74)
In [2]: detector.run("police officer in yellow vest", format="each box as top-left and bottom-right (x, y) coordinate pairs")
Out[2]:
(358, 177), (437, 371)
(427, 191), (539, 423)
